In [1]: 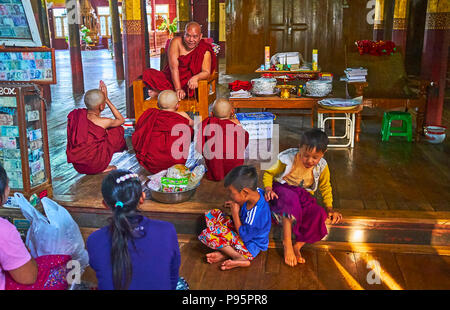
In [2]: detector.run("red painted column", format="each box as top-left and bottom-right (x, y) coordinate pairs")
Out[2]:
(392, 0), (409, 54)
(123, 0), (148, 118)
(420, 2), (449, 126)
(109, 0), (124, 80)
(208, 0), (219, 42)
(66, 0), (84, 95)
(373, 0), (385, 40)
(151, 0), (157, 54)
(192, 0), (208, 38)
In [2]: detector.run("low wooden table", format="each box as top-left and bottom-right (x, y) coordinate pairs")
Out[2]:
(229, 95), (319, 127)
(230, 95), (364, 142)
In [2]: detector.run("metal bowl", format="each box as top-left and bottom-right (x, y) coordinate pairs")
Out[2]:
(148, 183), (200, 204)
(305, 80), (332, 97)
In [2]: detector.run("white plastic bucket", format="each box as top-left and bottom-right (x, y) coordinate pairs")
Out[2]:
(424, 125), (446, 144)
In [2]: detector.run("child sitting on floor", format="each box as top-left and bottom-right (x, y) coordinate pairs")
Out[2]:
(198, 165), (271, 270)
(132, 90), (194, 174)
(66, 80), (127, 175)
(263, 128), (343, 267)
(86, 169), (186, 290)
(197, 98), (249, 181)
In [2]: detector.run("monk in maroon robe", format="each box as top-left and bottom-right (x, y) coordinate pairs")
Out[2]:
(66, 81), (127, 175)
(142, 21), (217, 101)
(132, 90), (194, 174)
(197, 99), (249, 181)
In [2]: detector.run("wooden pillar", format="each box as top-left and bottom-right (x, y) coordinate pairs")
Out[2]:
(31, 0), (51, 47)
(177, 0), (191, 32)
(373, 0), (385, 40)
(151, 0), (157, 54)
(66, 0), (84, 95)
(192, 0), (208, 38)
(392, 0), (409, 53)
(109, 0), (124, 80)
(31, 0), (52, 103)
(421, 0), (450, 126)
(208, 0), (219, 42)
(123, 0), (148, 118)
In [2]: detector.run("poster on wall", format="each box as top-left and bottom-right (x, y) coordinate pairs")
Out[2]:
(0, 48), (56, 84)
(0, 0), (42, 47)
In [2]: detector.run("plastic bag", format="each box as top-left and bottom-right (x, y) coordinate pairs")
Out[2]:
(187, 165), (205, 190)
(185, 141), (204, 170)
(15, 193), (89, 271)
(166, 164), (191, 179)
(145, 170), (167, 191)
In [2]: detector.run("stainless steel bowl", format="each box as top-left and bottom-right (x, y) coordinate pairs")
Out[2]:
(149, 184), (200, 204)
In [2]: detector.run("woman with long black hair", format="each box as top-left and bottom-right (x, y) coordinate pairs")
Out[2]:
(87, 169), (183, 290)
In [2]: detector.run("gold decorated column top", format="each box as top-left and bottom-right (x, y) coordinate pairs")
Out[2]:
(394, 0), (409, 19)
(374, 0), (385, 22)
(425, 0), (450, 29)
(123, 0), (141, 21)
(427, 0), (450, 13)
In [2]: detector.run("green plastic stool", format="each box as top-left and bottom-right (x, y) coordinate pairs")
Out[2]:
(381, 111), (412, 142)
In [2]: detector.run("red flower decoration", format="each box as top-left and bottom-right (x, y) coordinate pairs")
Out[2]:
(355, 40), (397, 56)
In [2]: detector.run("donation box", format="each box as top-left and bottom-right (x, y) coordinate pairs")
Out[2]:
(0, 83), (52, 199)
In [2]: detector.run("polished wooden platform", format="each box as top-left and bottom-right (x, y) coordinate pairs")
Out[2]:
(1, 50), (449, 290)
(2, 50), (449, 220)
(79, 231), (450, 290)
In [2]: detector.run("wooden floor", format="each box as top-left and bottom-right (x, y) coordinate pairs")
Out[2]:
(3, 49), (450, 290)
(178, 241), (450, 290)
(79, 234), (450, 290)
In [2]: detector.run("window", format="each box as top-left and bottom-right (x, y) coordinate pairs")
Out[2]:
(155, 4), (169, 21)
(97, 6), (110, 37)
(97, 6), (122, 36)
(146, 4), (170, 30)
(146, 4), (152, 30)
(53, 8), (67, 39)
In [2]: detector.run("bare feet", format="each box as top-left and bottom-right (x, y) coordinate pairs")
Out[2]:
(103, 165), (117, 173)
(206, 251), (227, 264)
(293, 242), (306, 264)
(220, 259), (250, 270)
(147, 89), (160, 98)
(283, 242), (298, 267)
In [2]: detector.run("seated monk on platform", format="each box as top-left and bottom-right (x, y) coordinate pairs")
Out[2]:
(66, 81), (127, 175)
(142, 21), (217, 101)
(132, 90), (194, 174)
(197, 98), (249, 181)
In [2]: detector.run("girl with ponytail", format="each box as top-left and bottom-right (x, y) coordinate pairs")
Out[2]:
(87, 169), (182, 290)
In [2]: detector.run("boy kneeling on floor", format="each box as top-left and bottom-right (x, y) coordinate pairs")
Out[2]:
(198, 165), (271, 270)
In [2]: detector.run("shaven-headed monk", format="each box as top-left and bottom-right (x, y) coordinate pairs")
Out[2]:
(157, 90), (194, 126)
(197, 98), (249, 181)
(66, 81), (127, 175)
(142, 21), (217, 101)
(132, 90), (194, 174)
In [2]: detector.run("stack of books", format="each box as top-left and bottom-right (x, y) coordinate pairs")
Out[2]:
(342, 67), (368, 82)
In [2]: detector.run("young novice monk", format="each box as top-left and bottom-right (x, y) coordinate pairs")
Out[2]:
(198, 165), (271, 270)
(197, 98), (249, 181)
(132, 90), (194, 174)
(263, 128), (342, 267)
(66, 80), (127, 175)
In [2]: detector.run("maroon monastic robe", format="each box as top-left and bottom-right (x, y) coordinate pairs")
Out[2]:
(66, 109), (127, 175)
(132, 108), (193, 174)
(197, 117), (249, 181)
(142, 39), (217, 97)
